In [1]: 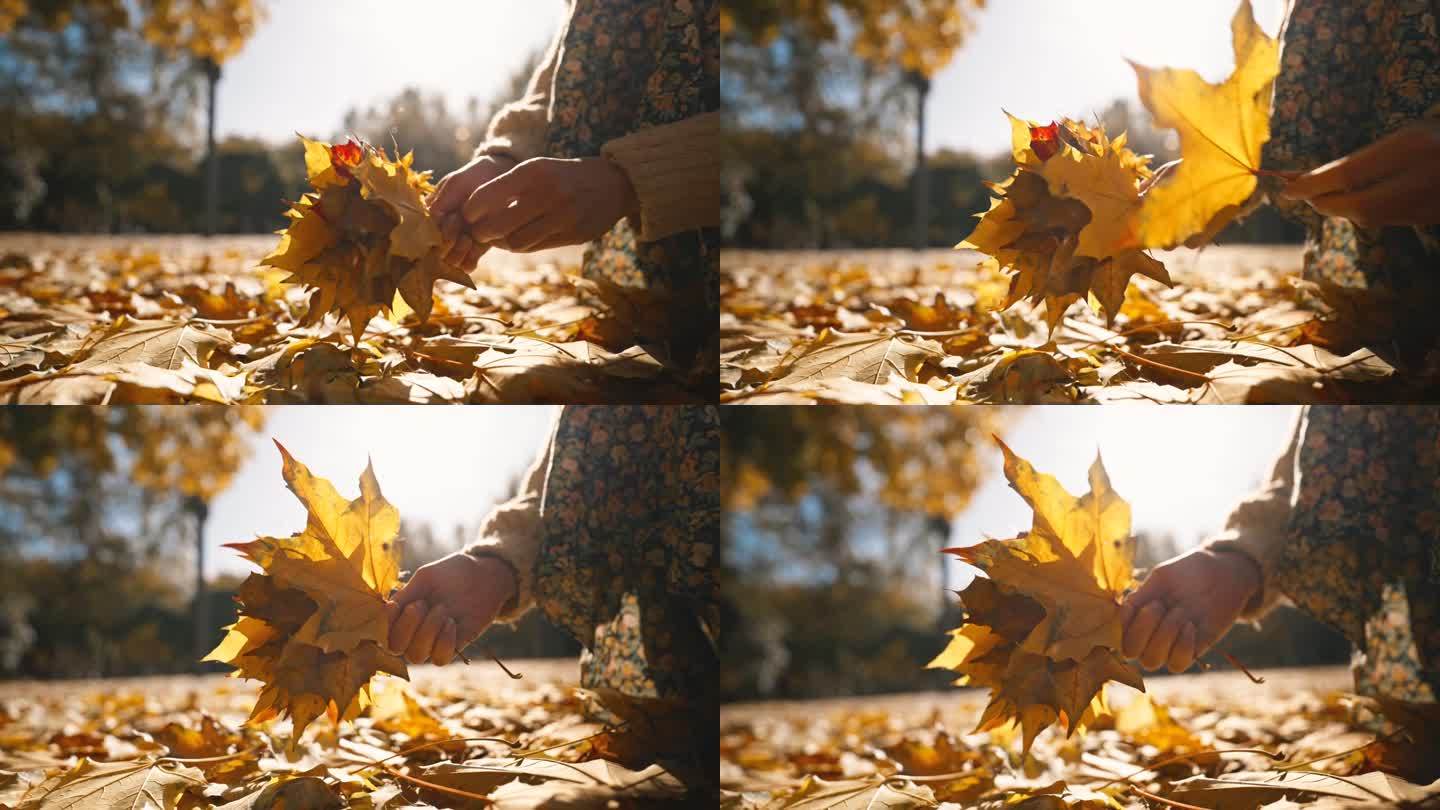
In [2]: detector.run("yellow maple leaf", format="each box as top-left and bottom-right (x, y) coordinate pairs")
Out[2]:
(1132, 0), (1279, 249)
(959, 117), (1171, 328)
(205, 441), (407, 742)
(929, 437), (1144, 754)
(262, 136), (475, 342)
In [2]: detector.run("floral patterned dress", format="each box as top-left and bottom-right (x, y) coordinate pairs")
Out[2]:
(1273, 407), (1440, 702)
(532, 405), (719, 774)
(546, 0), (720, 367)
(1262, 0), (1440, 369)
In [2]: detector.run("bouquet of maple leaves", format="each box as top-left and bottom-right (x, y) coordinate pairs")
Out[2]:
(929, 438), (1144, 754)
(962, 0), (1280, 330)
(205, 441), (408, 742)
(262, 136), (475, 342)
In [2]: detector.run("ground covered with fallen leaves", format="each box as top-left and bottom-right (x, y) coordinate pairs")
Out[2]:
(721, 247), (1429, 404)
(721, 667), (1440, 809)
(0, 660), (692, 808)
(0, 235), (710, 404)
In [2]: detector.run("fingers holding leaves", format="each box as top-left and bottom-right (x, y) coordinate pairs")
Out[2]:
(1140, 605), (1189, 671)
(406, 608), (449, 665)
(1167, 622), (1198, 673)
(1280, 121), (1440, 227)
(1123, 599), (1166, 661)
(388, 599), (426, 655)
(431, 619), (459, 666)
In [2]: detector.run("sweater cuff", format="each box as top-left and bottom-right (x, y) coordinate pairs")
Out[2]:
(601, 111), (720, 242)
(463, 486), (544, 624)
(1204, 530), (1286, 620)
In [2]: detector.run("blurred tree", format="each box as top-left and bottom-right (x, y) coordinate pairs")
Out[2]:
(0, 407), (264, 674)
(723, 407), (998, 517)
(0, 0), (265, 233)
(0, 0), (263, 232)
(339, 49), (545, 179)
(722, 1), (985, 77)
(721, 408), (1003, 700)
(724, 0), (986, 248)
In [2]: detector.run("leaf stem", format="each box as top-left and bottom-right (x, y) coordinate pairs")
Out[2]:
(1127, 782), (1211, 810)
(1067, 319), (1235, 351)
(378, 762), (495, 805)
(159, 744), (265, 765)
(1092, 748), (1283, 790)
(1106, 344), (1213, 384)
(1222, 652), (1266, 683)
(1273, 729), (1402, 772)
(353, 735), (520, 773)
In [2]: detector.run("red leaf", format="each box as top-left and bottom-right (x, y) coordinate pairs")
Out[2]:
(330, 140), (363, 169)
(1030, 122), (1061, 161)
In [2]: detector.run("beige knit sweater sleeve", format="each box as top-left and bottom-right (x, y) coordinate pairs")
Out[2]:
(472, 3), (718, 243)
(473, 16), (566, 164)
(602, 111), (721, 242)
(1202, 407), (1305, 619)
(463, 413), (558, 624)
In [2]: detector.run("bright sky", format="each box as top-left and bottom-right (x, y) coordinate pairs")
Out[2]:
(946, 405), (1298, 586)
(215, 0), (566, 143)
(205, 406), (558, 579)
(928, 0), (1287, 156)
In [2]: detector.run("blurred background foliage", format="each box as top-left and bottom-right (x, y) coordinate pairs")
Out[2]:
(721, 1), (1304, 249)
(0, 0), (542, 233)
(0, 408), (575, 680)
(720, 408), (1348, 703)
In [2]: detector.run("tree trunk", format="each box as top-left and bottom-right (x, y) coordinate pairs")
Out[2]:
(203, 59), (221, 236)
(929, 514), (953, 626)
(189, 496), (210, 668)
(910, 72), (931, 251)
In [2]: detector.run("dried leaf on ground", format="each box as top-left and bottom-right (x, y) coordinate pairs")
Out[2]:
(722, 668), (1436, 810)
(722, 248), (1423, 404)
(1, 661), (681, 808)
(14, 758), (206, 810)
(0, 235), (710, 404)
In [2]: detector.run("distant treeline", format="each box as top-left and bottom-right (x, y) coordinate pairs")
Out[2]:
(0, 524), (578, 681)
(1, 0), (540, 235)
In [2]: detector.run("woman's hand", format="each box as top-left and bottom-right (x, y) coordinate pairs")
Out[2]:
(1281, 119), (1440, 229)
(386, 552), (517, 666)
(427, 154), (518, 270)
(1118, 547), (1261, 673)
(457, 156), (639, 253)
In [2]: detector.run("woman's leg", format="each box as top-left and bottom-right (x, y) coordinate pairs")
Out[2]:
(532, 405), (719, 783)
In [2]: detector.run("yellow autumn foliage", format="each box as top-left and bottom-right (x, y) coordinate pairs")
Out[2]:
(205, 441), (407, 743)
(929, 438), (1144, 754)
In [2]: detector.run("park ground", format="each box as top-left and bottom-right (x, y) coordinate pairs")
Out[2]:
(721, 666), (1440, 808)
(0, 658), (692, 807)
(1, 234), (709, 405)
(721, 246), (1416, 404)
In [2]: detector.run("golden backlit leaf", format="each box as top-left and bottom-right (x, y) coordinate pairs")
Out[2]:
(960, 116), (1171, 328)
(204, 441), (407, 742)
(262, 136), (476, 342)
(1132, 0), (1279, 249)
(930, 437), (1143, 753)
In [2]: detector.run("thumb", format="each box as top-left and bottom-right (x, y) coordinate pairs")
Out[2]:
(1118, 572), (1165, 628)
(389, 569), (433, 614)
(428, 174), (469, 216)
